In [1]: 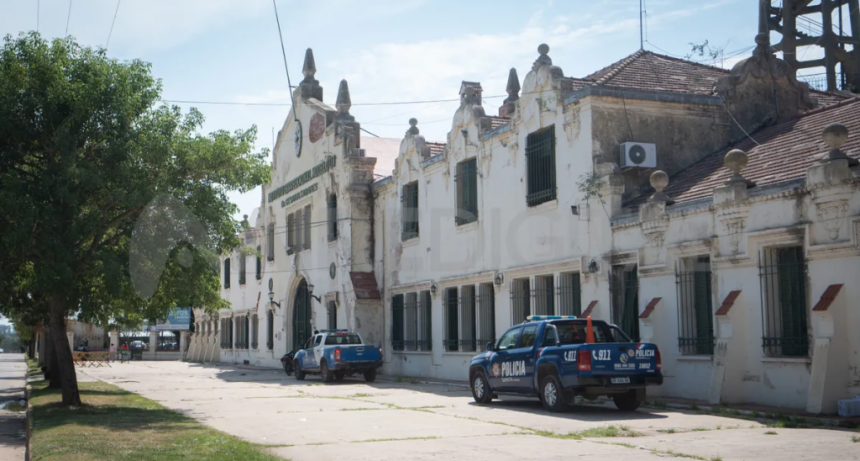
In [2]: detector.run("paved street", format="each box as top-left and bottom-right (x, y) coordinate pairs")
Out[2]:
(81, 361), (859, 461)
(0, 354), (26, 461)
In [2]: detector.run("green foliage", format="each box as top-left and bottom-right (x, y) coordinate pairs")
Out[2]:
(576, 172), (605, 204)
(0, 32), (270, 332)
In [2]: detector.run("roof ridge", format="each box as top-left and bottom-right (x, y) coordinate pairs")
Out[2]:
(640, 50), (731, 75)
(593, 49), (647, 86)
(797, 95), (860, 117)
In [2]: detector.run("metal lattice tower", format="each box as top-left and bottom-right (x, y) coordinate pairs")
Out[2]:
(764, 0), (860, 92)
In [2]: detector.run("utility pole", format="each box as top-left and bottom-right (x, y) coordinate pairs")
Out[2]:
(639, 0), (644, 50)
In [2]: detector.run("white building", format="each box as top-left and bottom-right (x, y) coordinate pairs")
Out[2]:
(195, 36), (860, 414)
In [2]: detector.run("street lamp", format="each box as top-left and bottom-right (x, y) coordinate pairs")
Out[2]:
(268, 290), (281, 309)
(306, 284), (322, 303)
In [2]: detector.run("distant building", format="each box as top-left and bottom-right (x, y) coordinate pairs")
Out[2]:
(195, 34), (860, 414)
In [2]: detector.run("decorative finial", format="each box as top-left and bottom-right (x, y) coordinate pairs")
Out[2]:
(243, 214), (248, 220)
(648, 170), (674, 204)
(407, 118), (419, 135)
(820, 123), (858, 165)
(538, 43), (550, 55)
(533, 43), (553, 70)
(336, 79), (351, 114)
(506, 68), (520, 98)
(302, 48), (316, 81)
(723, 149), (749, 185)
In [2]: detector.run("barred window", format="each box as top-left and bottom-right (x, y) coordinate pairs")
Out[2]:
(267, 223), (275, 261)
(402, 182), (419, 240)
(558, 272), (582, 316)
(256, 246), (262, 280)
(444, 288), (459, 351)
(760, 246), (809, 357)
(251, 314), (259, 349)
(525, 126), (557, 207)
(404, 293), (419, 350)
(239, 254), (247, 285)
(228, 317), (234, 348)
(327, 194), (338, 241)
(327, 301), (337, 330)
(223, 258), (231, 289)
(533, 275), (554, 316)
(303, 205), (311, 250)
(420, 290), (432, 351)
(459, 286), (477, 352)
(477, 283), (496, 350)
(611, 265), (639, 342)
(266, 310), (274, 350)
(456, 159), (478, 225)
(391, 294), (405, 351)
(287, 214), (296, 254)
(294, 210), (303, 252)
(676, 256), (714, 355)
(510, 278), (531, 324)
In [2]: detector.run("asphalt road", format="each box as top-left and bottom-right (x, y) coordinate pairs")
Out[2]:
(82, 361), (860, 461)
(0, 354), (26, 461)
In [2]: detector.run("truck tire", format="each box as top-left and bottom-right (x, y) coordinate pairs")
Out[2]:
(613, 390), (643, 412)
(320, 360), (334, 383)
(295, 363), (306, 381)
(335, 373), (345, 381)
(363, 368), (377, 382)
(470, 371), (493, 404)
(540, 374), (568, 412)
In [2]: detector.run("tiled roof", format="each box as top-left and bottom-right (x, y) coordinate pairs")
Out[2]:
(425, 142), (446, 156)
(488, 116), (510, 129)
(583, 50), (727, 96)
(626, 97), (860, 207)
(810, 90), (851, 108)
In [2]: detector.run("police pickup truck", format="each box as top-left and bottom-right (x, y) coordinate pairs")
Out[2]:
(294, 330), (383, 383)
(469, 316), (662, 412)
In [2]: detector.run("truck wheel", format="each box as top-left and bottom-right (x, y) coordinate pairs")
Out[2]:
(282, 362), (292, 376)
(335, 373), (345, 381)
(540, 375), (568, 412)
(613, 390), (643, 412)
(363, 368), (377, 382)
(320, 360), (334, 383)
(295, 363), (306, 381)
(470, 372), (493, 404)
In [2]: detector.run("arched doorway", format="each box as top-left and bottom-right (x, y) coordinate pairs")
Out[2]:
(293, 280), (312, 351)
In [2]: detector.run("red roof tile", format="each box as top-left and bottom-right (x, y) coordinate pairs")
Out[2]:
(715, 290), (741, 316)
(487, 116), (510, 129)
(425, 142), (446, 156)
(583, 50), (727, 96)
(627, 97), (860, 207)
(812, 284), (843, 312)
(639, 297), (661, 319)
(349, 272), (380, 300)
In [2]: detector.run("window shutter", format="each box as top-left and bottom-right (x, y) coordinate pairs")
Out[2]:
(303, 205), (311, 250)
(392, 295), (404, 351)
(692, 258), (713, 354)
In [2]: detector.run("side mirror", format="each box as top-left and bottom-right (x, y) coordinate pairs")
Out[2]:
(486, 342), (495, 352)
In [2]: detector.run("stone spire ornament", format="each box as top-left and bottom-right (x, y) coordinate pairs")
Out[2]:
(336, 79), (354, 121)
(299, 48), (323, 100)
(499, 68), (520, 117)
(407, 118), (419, 135)
(648, 170), (674, 205)
(821, 123), (859, 165)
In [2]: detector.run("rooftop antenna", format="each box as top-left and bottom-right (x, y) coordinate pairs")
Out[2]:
(639, 0), (644, 50)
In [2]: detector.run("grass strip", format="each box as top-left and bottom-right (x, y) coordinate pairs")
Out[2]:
(29, 379), (284, 461)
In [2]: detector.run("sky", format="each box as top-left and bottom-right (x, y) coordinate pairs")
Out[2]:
(1, 0), (830, 225)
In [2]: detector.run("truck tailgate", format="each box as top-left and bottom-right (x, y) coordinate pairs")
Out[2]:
(337, 344), (381, 362)
(584, 343), (659, 376)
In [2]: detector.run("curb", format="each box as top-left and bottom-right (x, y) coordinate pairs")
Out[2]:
(643, 400), (856, 428)
(24, 383), (31, 461)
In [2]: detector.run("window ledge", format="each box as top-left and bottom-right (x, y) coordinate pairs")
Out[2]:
(676, 355), (713, 362)
(442, 351), (483, 357)
(391, 350), (433, 356)
(527, 199), (558, 212)
(761, 357), (811, 364)
(401, 237), (420, 247)
(456, 221), (479, 233)
(328, 240), (337, 248)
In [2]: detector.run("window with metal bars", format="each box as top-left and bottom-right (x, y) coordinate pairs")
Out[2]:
(327, 301), (337, 330)
(558, 272), (582, 316)
(239, 254), (246, 285)
(611, 265), (640, 342)
(391, 294), (405, 351)
(444, 288), (459, 351)
(267, 223), (275, 261)
(228, 317), (234, 349)
(760, 246), (809, 357)
(404, 293), (419, 350)
(420, 290), (432, 351)
(251, 314), (259, 349)
(402, 182), (419, 240)
(327, 194), (338, 241)
(303, 205), (311, 250)
(525, 126), (557, 207)
(256, 246), (262, 280)
(676, 256), (714, 355)
(456, 159), (478, 225)
(533, 275), (554, 316)
(266, 310), (274, 350)
(287, 214), (295, 255)
(477, 283), (496, 351)
(223, 258), (231, 289)
(459, 286), (477, 352)
(510, 278), (531, 324)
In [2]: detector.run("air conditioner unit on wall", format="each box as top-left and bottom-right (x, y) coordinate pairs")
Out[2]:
(620, 142), (657, 169)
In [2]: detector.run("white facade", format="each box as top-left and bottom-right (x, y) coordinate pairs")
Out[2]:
(201, 44), (860, 414)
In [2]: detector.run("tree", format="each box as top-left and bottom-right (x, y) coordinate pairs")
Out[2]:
(0, 33), (269, 405)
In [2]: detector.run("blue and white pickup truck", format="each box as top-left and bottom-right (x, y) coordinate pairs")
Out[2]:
(469, 316), (662, 412)
(294, 330), (383, 383)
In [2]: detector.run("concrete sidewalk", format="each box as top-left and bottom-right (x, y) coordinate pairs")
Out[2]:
(0, 354), (27, 461)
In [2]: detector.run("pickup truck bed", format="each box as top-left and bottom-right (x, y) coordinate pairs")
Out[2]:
(469, 317), (662, 412)
(294, 331), (383, 383)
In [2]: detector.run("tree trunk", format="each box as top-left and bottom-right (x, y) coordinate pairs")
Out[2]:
(48, 296), (81, 406)
(44, 325), (61, 389)
(28, 338), (35, 360)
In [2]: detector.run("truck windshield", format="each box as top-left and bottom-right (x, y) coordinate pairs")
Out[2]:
(324, 334), (362, 345)
(547, 322), (613, 344)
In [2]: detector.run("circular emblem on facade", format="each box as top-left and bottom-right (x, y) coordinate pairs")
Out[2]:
(619, 353), (628, 364)
(309, 113), (325, 143)
(628, 144), (647, 164)
(329, 262), (336, 279)
(268, 278), (274, 292)
(627, 349), (635, 357)
(492, 363), (500, 378)
(294, 120), (303, 157)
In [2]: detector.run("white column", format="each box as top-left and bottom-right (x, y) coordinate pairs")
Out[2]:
(807, 310), (835, 414)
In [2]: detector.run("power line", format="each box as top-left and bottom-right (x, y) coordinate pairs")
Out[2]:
(271, 0), (297, 123)
(106, 0), (121, 49)
(65, 0), (72, 36)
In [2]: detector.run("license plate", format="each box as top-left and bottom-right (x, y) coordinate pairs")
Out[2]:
(611, 377), (631, 384)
